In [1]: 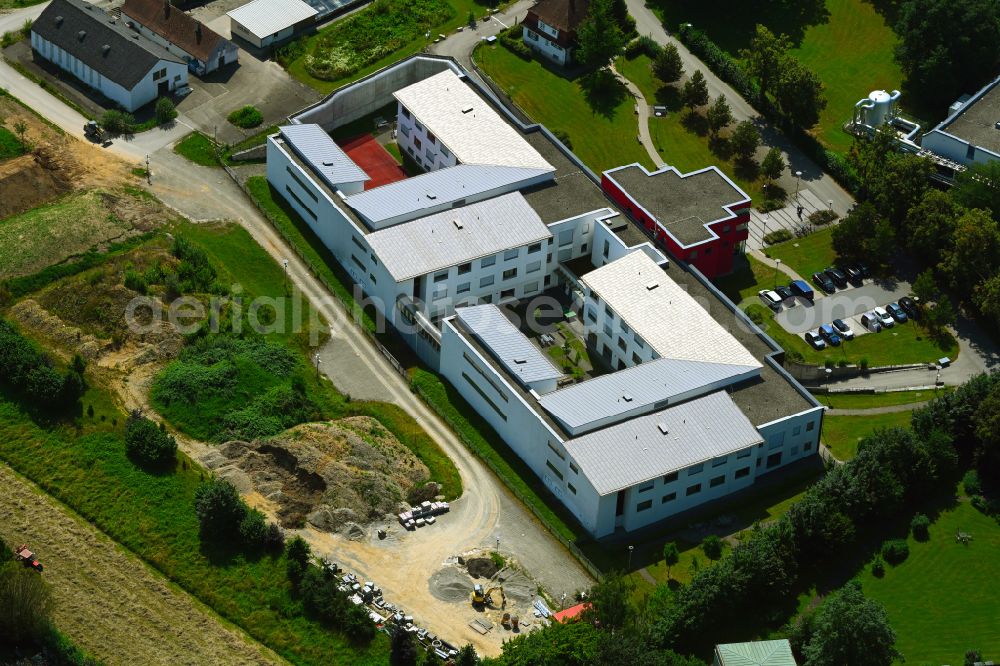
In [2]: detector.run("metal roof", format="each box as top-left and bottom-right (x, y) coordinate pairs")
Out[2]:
(345, 164), (551, 226)
(581, 251), (761, 368)
(566, 391), (763, 496)
(539, 358), (759, 434)
(393, 70), (555, 170)
(715, 640), (797, 666)
(279, 125), (370, 189)
(226, 0), (317, 38)
(365, 192), (552, 282)
(456, 305), (563, 386)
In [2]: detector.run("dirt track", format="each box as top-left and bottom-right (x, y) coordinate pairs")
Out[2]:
(0, 464), (285, 666)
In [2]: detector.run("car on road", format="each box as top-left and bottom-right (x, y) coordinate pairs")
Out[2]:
(861, 311), (883, 333)
(832, 318), (855, 340)
(899, 296), (920, 319)
(758, 289), (782, 311)
(818, 324), (842, 346)
(874, 306), (895, 328)
(790, 279), (814, 301)
(775, 285), (795, 302)
(824, 267), (849, 289)
(842, 265), (863, 285)
(886, 302), (908, 323)
(804, 330), (827, 349)
(812, 272), (836, 294)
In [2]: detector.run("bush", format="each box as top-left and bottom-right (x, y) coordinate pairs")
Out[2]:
(551, 129), (573, 150)
(227, 105), (264, 129)
(0, 561), (53, 642)
(155, 97), (177, 125)
(286, 536), (311, 584)
(809, 209), (839, 226)
(238, 508), (275, 548)
(701, 535), (723, 560)
(498, 25), (532, 60)
(194, 478), (246, 538)
(100, 109), (137, 135)
(624, 35), (660, 59)
(963, 469), (982, 497)
(910, 513), (931, 541)
(744, 305), (766, 325)
(871, 555), (885, 577)
(881, 539), (910, 565)
(0, 318), (84, 410)
(764, 229), (793, 245)
(124, 411), (177, 468)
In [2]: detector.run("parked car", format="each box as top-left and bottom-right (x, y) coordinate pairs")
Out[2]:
(775, 285), (795, 301)
(886, 302), (908, 323)
(790, 279), (814, 301)
(832, 318), (855, 340)
(824, 267), (849, 289)
(861, 311), (883, 333)
(874, 306), (895, 328)
(758, 289), (782, 311)
(818, 324), (842, 346)
(804, 330), (827, 349)
(842, 265), (863, 285)
(856, 262), (871, 278)
(899, 296), (920, 319)
(812, 272), (836, 294)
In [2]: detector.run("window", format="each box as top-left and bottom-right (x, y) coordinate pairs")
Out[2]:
(663, 471), (678, 484)
(604, 305), (613, 320)
(559, 229), (573, 246)
(433, 286), (448, 300)
(710, 475), (725, 488)
(804, 442), (812, 451)
(602, 239), (610, 259)
(399, 124), (410, 137)
(351, 235), (366, 251)
(620, 321), (630, 335)
(500, 288), (514, 299)
(369, 273), (377, 284)
(769, 433), (785, 450)
(737, 448), (751, 459)
(427, 131), (436, 144)
(284, 186), (316, 220)
(351, 255), (365, 272)
(569, 462), (579, 474)
(462, 373), (507, 421)
(793, 425), (801, 436)
(662, 492), (676, 503)
(502, 268), (518, 281)
(603, 323), (613, 337)
(480, 275), (494, 288)
(735, 466), (750, 479)
(527, 260), (542, 273)
(524, 281), (539, 294)
(414, 137), (422, 149)
(568, 483), (576, 494)
(504, 248), (519, 261)
(634, 334), (644, 349)
(545, 460), (563, 480)
(414, 121), (423, 132)
(481, 255), (496, 268)
(586, 308), (597, 323)
(766, 452), (783, 469)
(806, 421), (815, 431)
(636, 500), (652, 512)
(689, 250), (698, 260)
(791, 445), (799, 456)
(547, 441), (565, 460)
(581, 243), (588, 253)
(433, 271), (448, 283)
(967, 144), (977, 160)
(440, 145), (450, 158)
(632, 352), (642, 364)
(686, 483), (702, 496)
(688, 463), (703, 476)
(401, 106), (411, 119)
(528, 242), (542, 254)
(617, 337), (627, 352)
(527, 29), (538, 41)
(457, 282), (471, 294)
(638, 483), (653, 493)
(712, 455), (728, 467)
(723, 225), (730, 233)
(458, 262), (472, 275)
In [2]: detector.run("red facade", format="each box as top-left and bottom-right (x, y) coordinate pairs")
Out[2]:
(600, 170), (750, 278)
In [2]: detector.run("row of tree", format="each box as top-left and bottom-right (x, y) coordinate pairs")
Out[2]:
(0, 318), (85, 411)
(194, 478), (284, 551)
(740, 25), (826, 129)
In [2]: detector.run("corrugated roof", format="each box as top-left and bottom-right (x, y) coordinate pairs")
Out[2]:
(581, 251), (761, 367)
(279, 125), (369, 188)
(566, 391), (763, 495)
(539, 358), (759, 433)
(393, 70), (555, 170)
(226, 0), (317, 38)
(456, 305), (563, 386)
(345, 163), (551, 226)
(715, 640), (797, 666)
(365, 192), (551, 282)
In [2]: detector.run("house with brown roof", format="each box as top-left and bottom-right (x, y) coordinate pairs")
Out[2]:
(521, 0), (590, 66)
(122, 0), (237, 76)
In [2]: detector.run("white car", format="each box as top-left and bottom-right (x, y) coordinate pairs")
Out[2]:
(758, 289), (782, 311)
(873, 306), (895, 328)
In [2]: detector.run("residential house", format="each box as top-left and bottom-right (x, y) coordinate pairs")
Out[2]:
(122, 0), (238, 76)
(521, 0), (590, 66)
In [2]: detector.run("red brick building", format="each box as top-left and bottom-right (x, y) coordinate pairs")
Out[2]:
(601, 164), (751, 278)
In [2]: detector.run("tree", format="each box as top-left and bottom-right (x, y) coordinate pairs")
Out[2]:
(966, 650), (984, 666)
(894, 0), (1000, 110)
(582, 571), (634, 630)
(100, 109), (137, 135)
(194, 478), (247, 538)
(575, 0), (626, 69)
(0, 561), (53, 642)
(155, 97), (177, 125)
(125, 411), (177, 467)
(774, 60), (826, 129)
(973, 383), (1000, 475)
(801, 582), (901, 666)
(390, 626), (419, 666)
(910, 513), (930, 541)
(12, 120), (27, 144)
(493, 619), (601, 665)
(701, 535), (723, 560)
(652, 43), (683, 84)
(455, 645), (479, 666)
(730, 120), (760, 162)
(939, 208), (1000, 291)
(682, 70), (709, 110)
(662, 542), (680, 580)
(706, 95), (733, 136)
(953, 161), (1000, 219)
(924, 294), (957, 333)
(238, 508), (270, 546)
(831, 202), (896, 269)
(344, 602), (376, 643)
(760, 146), (785, 188)
(740, 25), (792, 93)
(905, 190), (959, 265)
(974, 274), (1000, 328)
(25, 365), (64, 405)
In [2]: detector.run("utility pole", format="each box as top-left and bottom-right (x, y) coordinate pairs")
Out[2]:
(314, 352), (321, 379)
(145, 154), (151, 184)
(627, 545), (634, 570)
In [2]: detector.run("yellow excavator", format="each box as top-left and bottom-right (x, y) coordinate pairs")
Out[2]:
(471, 584), (505, 608)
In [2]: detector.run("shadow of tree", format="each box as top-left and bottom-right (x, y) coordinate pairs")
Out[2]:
(655, 84), (683, 110)
(681, 109), (709, 136)
(579, 68), (629, 119)
(734, 157), (760, 182)
(709, 134), (733, 159)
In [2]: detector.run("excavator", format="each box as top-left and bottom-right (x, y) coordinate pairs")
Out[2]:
(471, 584), (505, 609)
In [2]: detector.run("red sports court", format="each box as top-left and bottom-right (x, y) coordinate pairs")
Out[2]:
(337, 134), (407, 190)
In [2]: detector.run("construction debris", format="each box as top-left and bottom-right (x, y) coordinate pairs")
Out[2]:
(397, 500), (450, 530)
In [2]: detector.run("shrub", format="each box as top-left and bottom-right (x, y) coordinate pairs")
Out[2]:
(764, 229), (793, 245)
(238, 508), (274, 548)
(498, 25), (532, 60)
(809, 209), (839, 226)
(963, 469), (982, 497)
(871, 555), (885, 577)
(910, 513), (930, 541)
(701, 535), (723, 560)
(155, 97), (177, 125)
(227, 105), (264, 129)
(0, 561), (53, 641)
(123, 268), (147, 294)
(194, 478), (246, 537)
(881, 539), (910, 565)
(100, 109), (136, 135)
(551, 129), (573, 150)
(286, 536), (311, 584)
(124, 411), (177, 468)
(744, 305), (766, 325)
(624, 35), (660, 59)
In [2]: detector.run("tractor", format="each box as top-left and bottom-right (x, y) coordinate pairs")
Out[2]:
(14, 544), (43, 572)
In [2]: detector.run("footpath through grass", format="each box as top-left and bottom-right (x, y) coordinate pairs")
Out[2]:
(821, 411), (913, 460)
(476, 44), (654, 174)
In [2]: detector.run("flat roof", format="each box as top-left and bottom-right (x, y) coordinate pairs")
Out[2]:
(365, 192), (552, 282)
(394, 70), (555, 171)
(567, 391), (764, 495)
(605, 164), (750, 246)
(538, 357), (759, 434)
(227, 0), (317, 38)
(581, 251), (761, 367)
(937, 76), (1000, 155)
(456, 305), (563, 386)
(280, 124), (370, 188)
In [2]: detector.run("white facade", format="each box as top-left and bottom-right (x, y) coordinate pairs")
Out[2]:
(396, 103), (458, 171)
(522, 22), (570, 66)
(30, 30), (187, 111)
(921, 129), (1000, 167)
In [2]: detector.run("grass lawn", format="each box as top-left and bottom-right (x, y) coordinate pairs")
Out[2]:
(861, 500), (1000, 664)
(476, 45), (653, 174)
(763, 226), (837, 280)
(815, 386), (953, 410)
(715, 255), (780, 303)
(0, 126), (26, 159)
(173, 132), (220, 167)
(821, 411), (913, 460)
(615, 54), (765, 203)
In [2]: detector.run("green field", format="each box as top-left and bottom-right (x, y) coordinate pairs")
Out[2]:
(816, 387), (952, 410)
(615, 54), (765, 203)
(173, 132), (219, 167)
(821, 411), (913, 460)
(763, 226), (838, 280)
(476, 45), (654, 174)
(0, 126), (26, 159)
(861, 501), (1000, 664)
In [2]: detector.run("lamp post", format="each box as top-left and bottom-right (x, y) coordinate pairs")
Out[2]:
(794, 170), (803, 203)
(282, 259), (289, 285)
(627, 545), (634, 570)
(774, 258), (782, 288)
(314, 352), (321, 379)
(145, 154), (151, 184)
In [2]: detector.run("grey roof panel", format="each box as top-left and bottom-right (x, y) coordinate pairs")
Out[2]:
(456, 305), (563, 386)
(33, 0), (183, 89)
(226, 0), (318, 38)
(365, 192), (552, 281)
(345, 164), (551, 225)
(279, 124), (370, 188)
(539, 358), (759, 433)
(566, 391), (764, 495)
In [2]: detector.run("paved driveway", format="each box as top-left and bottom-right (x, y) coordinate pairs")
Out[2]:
(775, 279), (911, 334)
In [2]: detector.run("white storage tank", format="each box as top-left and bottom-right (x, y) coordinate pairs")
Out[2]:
(865, 89), (901, 126)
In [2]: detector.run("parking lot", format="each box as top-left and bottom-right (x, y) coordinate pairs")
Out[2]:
(773, 279), (912, 335)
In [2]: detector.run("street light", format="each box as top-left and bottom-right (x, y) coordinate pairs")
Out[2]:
(145, 154), (151, 184)
(774, 258), (782, 288)
(314, 352), (322, 378)
(282, 259), (289, 285)
(794, 170), (803, 203)
(627, 545), (634, 570)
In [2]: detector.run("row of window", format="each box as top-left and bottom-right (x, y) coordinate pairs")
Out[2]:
(430, 243), (545, 286)
(636, 467), (753, 513)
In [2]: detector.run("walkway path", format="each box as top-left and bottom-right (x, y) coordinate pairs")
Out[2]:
(610, 62), (666, 169)
(825, 401), (930, 416)
(749, 248), (808, 283)
(747, 189), (833, 251)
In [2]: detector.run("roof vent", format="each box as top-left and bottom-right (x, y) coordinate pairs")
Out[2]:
(645, 281), (659, 291)
(426, 192), (437, 200)
(657, 422), (669, 435)
(102, 44), (110, 54)
(461, 105), (474, 114)
(452, 218), (463, 230)
(55, 15), (63, 25)
(321, 160), (333, 166)
(513, 357), (527, 365)
(622, 394), (633, 402)
(77, 29), (86, 40)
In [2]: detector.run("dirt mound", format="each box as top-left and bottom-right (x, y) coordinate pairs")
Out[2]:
(0, 152), (72, 219)
(429, 566), (474, 603)
(491, 567), (536, 605)
(210, 418), (430, 529)
(466, 557), (500, 580)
